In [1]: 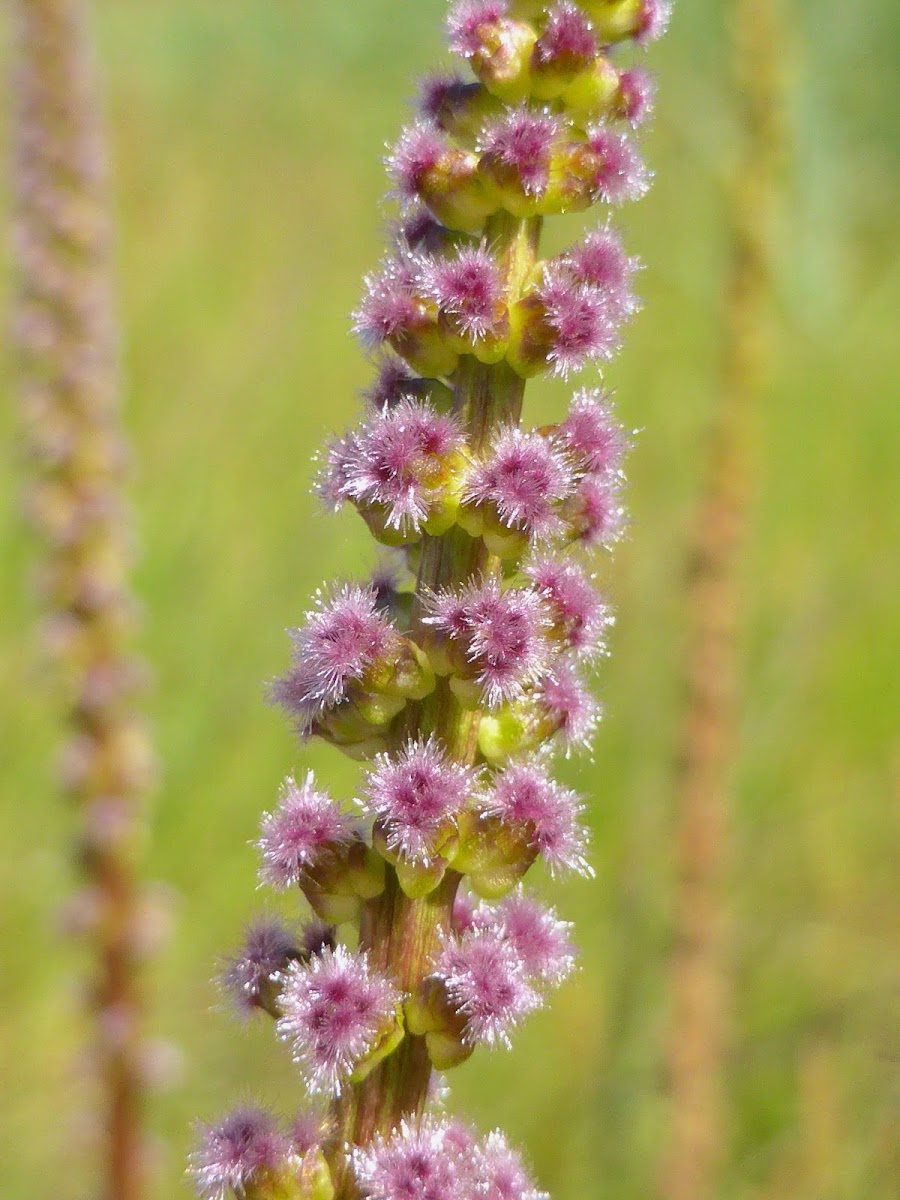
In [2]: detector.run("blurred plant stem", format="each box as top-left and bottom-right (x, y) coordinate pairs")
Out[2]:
(663, 3), (784, 1199)
(10, 2), (157, 1197)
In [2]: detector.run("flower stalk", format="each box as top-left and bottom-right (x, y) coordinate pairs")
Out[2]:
(195, 4), (671, 1198)
(10, 1), (158, 1198)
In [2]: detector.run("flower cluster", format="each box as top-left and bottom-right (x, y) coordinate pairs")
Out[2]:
(193, 2), (670, 1197)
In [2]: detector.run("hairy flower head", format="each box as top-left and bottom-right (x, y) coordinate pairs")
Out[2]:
(270, 584), (401, 727)
(434, 923), (540, 1047)
(257, 773), (356, 890)
(276, 946), (400, 1096)
(361, 738), (476, 863)
(189, 1107), (292, 1200)
(481, 758), (591, 876)
(465, 426), (575, 541)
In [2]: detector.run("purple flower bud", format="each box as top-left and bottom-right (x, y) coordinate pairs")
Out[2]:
(189, 1107), (292, 1200)
(425, 579), (551, 708)
(617, 67), (656, 125)
(555, 387), (629, 478)
(354, 1117), (473, 1200)
(354, 252), (428, 352)
(424, 246), (508, 344)
(536, 270), (619, 377)
(361, 738), (476, 864)
(637, 0), (673, 44)
(473, 1130), (549, 1200)
(525, 555), (613, 657)
(582, 125), (650, 205)
(276, 945), (400, 1096)
(257, 773), (356, 890)
(532, 3), (597, 77)
(465, 426), (575, 541)
(219, 918), (299, 1016)
(388, 123), (451, 202)
(481, 759), (591, 877)
(434, 923), (541, 1047)
(447, 1), (511, 59)
(365, 358), (417, 409)
(320, 399), (466, 533)
(479, 106), (561, 198)
(564, 474), (626, 548)
(558, 229), (641, 321)
(488, 892), (577, 986)
(533, 659), (603, 752)
(270, 584), (401, 727)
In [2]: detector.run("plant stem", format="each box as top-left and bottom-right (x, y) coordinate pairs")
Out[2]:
(11, 3), (154, 1197)
(328, 213), (542, 1196)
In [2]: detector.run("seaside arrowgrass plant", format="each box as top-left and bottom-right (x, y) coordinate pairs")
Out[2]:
(193, 4), (671, 1198)
(11, 1), (158, 1197)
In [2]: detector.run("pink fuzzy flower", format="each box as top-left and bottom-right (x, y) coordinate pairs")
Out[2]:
(425, 579), (551, 708)
(489, 892), (577, 986)
(617, 67), (656, 125)
(434, 923), (541, 1047)
(220, 918), (298, 1015)
(424, 246), (507, 342)
(465, 426), (575, 541)
(361, 738), (476, 863)
(565, 474), (626, 549)
(555, 387), (629, 479)
(536, 270), (620, 377)
(583, 125), (651, 205)
(276, 946), (399, 1096)
(447, 1), (510, 59)
(533, 659), (603, 752)
(354, 253), (426, 351)
(479, 107), (561, 197)
(559, 229), (641, 321)
(354, 1117), (475, 1200)
(636, 0), (673, 44)
(321, 399), (465, 532)
(189, 1107), (292, 1200)
(481, 759), (591, 876)
(387, 122), (450, 202)
(473, 1131), (549, 1200)
(256, 773), (356, 890)
(525, 555), (612, 657)
(270, 584), (401, 726)
(532, 3), (597, 74)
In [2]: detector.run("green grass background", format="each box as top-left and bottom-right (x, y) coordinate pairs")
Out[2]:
(1, 1), (897, 1196)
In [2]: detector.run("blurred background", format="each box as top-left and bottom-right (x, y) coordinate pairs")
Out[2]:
(1, 1), (897, 1197)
